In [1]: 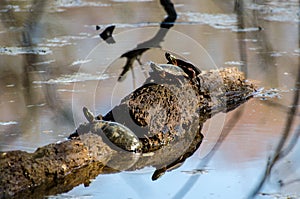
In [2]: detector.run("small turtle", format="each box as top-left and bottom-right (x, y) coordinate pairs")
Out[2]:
(82, 107), (142, 153)
(165, 52), (201, 79)
(150, 62), (188, 77)
(148, 61), (189, 86)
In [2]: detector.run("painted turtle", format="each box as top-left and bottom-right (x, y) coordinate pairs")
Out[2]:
(165, 52), (201, 89)
(150, 62), (188, 77)
(165, 52), (201, 78)
(82, 107), (142, 153)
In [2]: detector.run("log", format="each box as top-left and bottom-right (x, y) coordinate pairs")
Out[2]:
(0, 66), (256, 198)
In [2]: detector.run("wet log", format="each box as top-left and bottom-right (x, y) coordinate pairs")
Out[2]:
(0, 66), (256, 198)
(0, 139), (116, 199)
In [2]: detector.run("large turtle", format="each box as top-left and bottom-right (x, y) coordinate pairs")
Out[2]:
(82, 107), (142, 153)
(149, 61), (188, 77)
(146, 61), (193, 88)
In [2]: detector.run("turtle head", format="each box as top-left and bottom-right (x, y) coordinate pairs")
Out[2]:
(83, 107), (95, 123)
(150, 62), (163, 72)
(165, 52), (177, 65)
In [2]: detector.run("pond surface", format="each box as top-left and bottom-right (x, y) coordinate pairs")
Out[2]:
(0, 0), (300, 198)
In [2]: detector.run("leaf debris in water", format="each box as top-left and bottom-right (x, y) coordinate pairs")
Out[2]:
(260, 192), (300, 199)
(52, 0), (111, 8)
(254, 88), (282, 100)
(33, 73), (110, 85)
(179, 12), (237, 30)
(248, 1), (299, 23)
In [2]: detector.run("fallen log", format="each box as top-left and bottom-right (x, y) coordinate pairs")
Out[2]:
(0, 60), (257, 198)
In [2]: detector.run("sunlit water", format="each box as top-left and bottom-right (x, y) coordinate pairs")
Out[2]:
(0, 0), (300, 198)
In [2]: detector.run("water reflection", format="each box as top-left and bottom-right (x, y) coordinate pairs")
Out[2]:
(0, 0), (300, 198)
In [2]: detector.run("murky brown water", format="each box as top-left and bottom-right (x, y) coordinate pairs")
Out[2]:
(1, 0), (300, 198)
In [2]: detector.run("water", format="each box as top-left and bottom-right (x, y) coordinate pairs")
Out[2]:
(0, 0), (300, 198)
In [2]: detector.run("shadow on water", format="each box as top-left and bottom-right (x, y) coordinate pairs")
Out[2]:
(0, 0), (300, 198)
(248, 0), (300, 197)
(172, 2), (248, 197)
(248, 52), (300, 198)
(117, 0), (177, 87)
(170, 1), (300, 198)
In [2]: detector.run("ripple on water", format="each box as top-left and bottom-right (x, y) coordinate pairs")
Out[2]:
(71, 59), (92, 66)
(51, 0), (111, 10)
(294, 48), (300, 56)
(40, 35), (91, 47)
(224, 61), (244, 66)
(0, 47), (52, 56)
(32, 60), (56, 66)
(33, 73), (110, 85)
(247, 1), (299, 23)
(179, 12), (237, 30)
(254, 88), (283, 100)
(0, 121), (18, 126)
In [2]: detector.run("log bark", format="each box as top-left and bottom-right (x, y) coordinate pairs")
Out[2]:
(0, 67), (257, 198)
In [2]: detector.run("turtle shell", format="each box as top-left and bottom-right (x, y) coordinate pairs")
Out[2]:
(150, 62), (187, 77)
(99, 121), (142, 152)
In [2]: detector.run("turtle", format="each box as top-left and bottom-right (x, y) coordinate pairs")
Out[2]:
(165, 52), (202, 90)
(165, 52), (201, 79)
(148, 61), (192, 87)
(82, 107), (142, 153)
(149, 61), (188, 77)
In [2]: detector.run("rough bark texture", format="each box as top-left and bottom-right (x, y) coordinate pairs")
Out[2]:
(0, 67), (257, 199)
